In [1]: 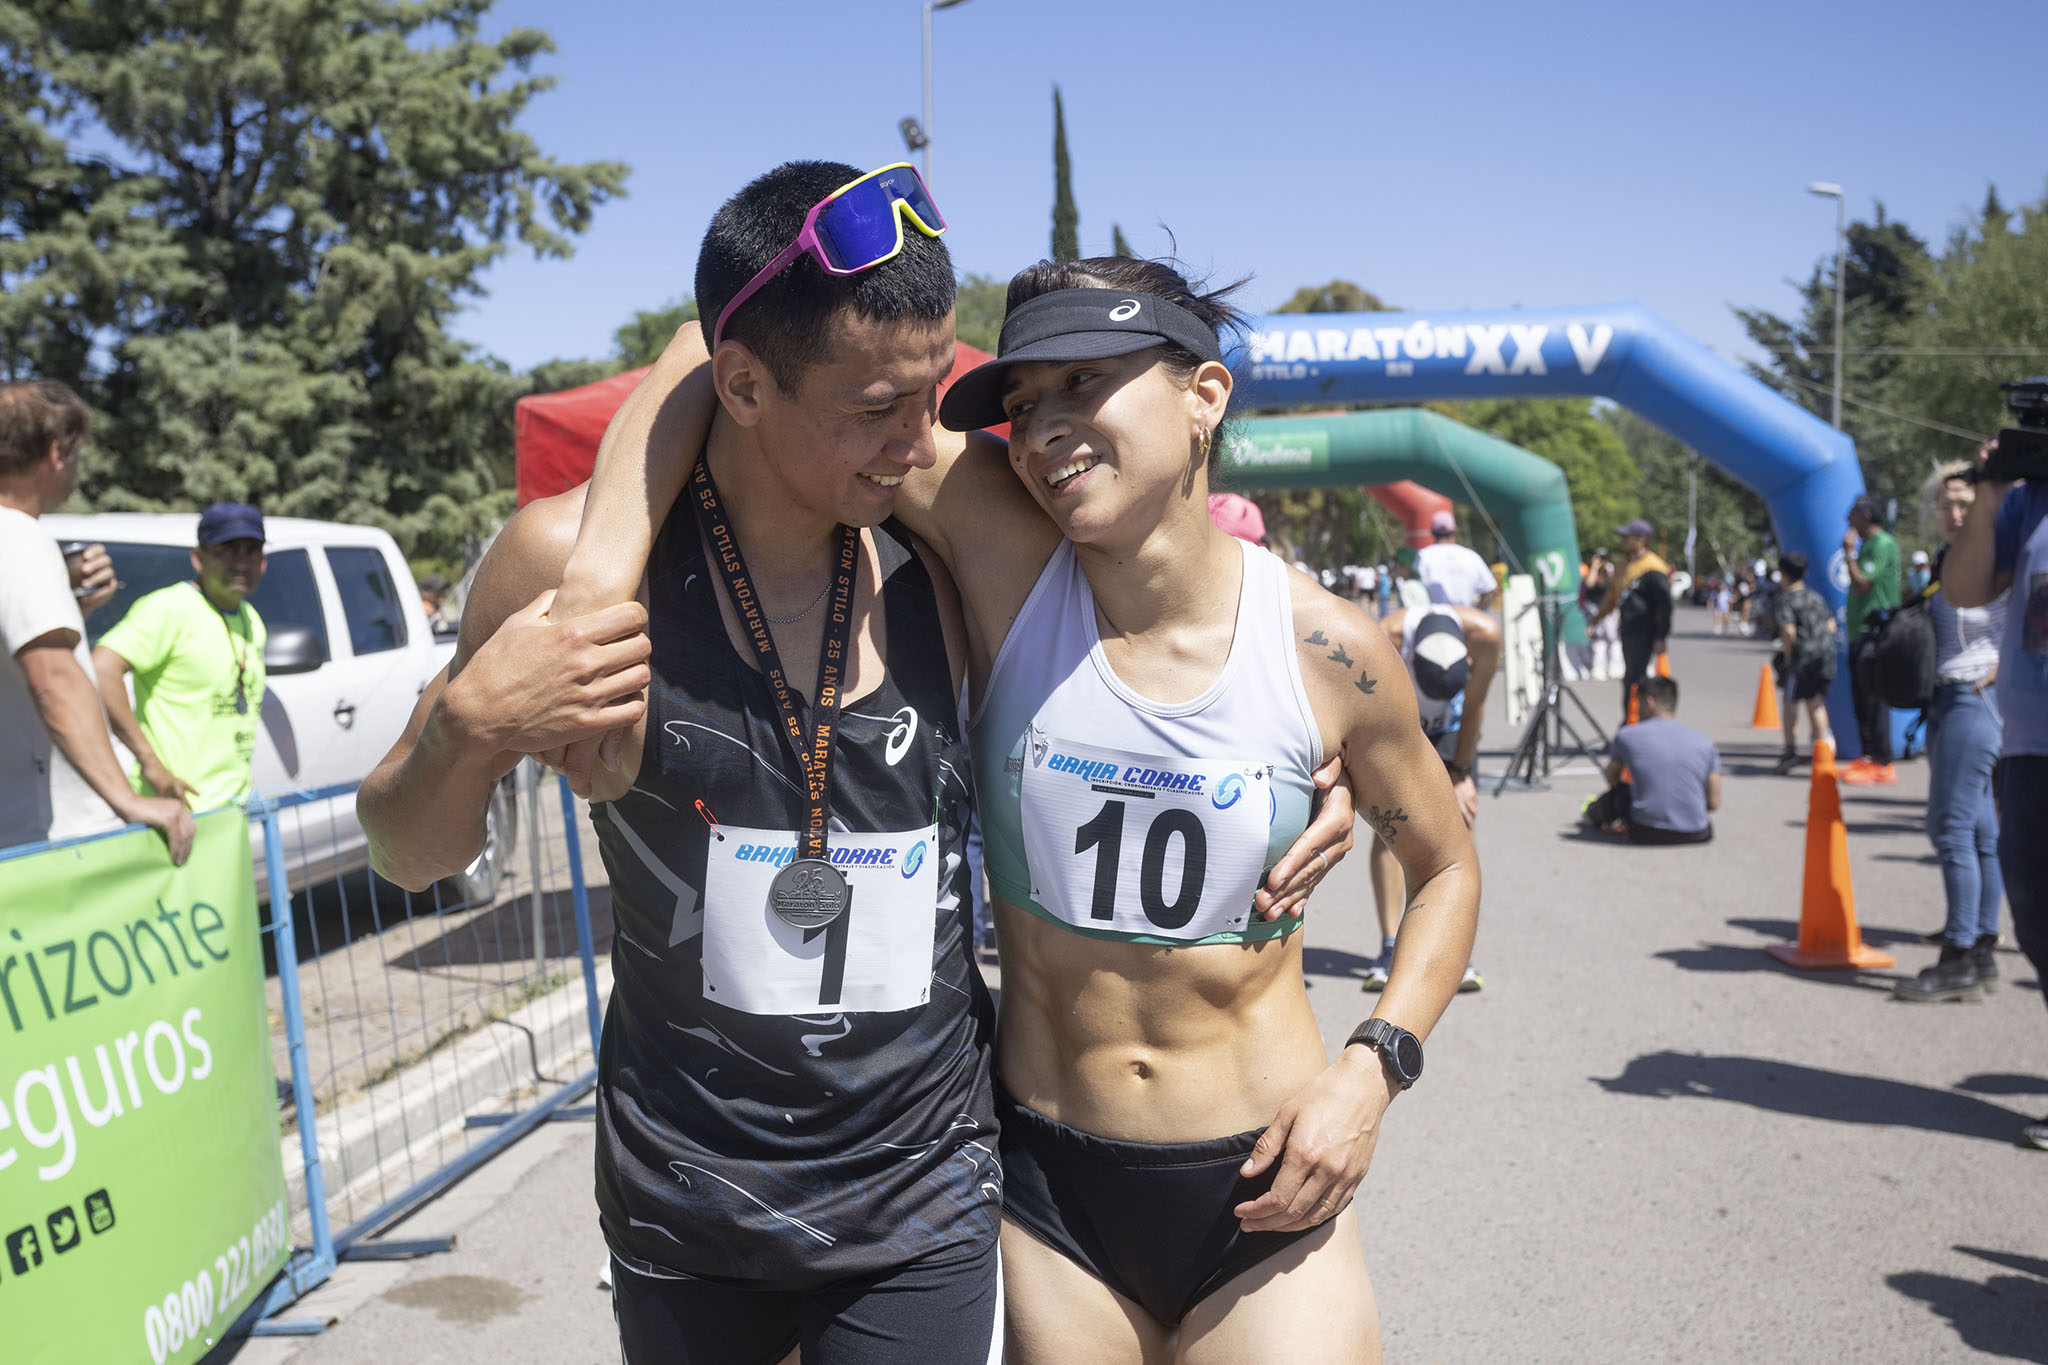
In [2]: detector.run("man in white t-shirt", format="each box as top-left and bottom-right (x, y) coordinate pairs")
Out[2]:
(1413, 509), (1501, 610)
(0, 380), (193, 860)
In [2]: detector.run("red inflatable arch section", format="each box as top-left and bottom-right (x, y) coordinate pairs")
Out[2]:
(1370, 481), (1454, 547)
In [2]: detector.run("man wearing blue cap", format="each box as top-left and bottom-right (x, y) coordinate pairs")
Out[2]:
(1591, 518), (1672, 725)
(93, 503), (269, 808)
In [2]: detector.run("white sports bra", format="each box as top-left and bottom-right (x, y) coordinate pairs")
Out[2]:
(969, 537), (1323, 946)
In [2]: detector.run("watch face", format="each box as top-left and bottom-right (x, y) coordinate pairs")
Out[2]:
(1394, 1032), (1424, 1080)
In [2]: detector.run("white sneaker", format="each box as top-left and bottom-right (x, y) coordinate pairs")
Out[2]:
(1458, 963), (1485, 993)
(1361, 957), (1390, 992)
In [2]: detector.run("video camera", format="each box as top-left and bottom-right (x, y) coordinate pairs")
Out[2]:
(1968, 377), (2048, 482)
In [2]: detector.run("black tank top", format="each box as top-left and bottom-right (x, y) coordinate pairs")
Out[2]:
(589, 506), (998, 1286)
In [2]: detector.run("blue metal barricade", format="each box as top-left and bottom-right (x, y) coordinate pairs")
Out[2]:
(0, 762), (606, 1337)
(246, 762), (605, 1329)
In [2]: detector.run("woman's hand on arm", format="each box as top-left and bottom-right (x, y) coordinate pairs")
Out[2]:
(1257, 754), (1354, 921)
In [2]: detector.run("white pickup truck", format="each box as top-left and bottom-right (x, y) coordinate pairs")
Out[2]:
(40, 512), (513, 905)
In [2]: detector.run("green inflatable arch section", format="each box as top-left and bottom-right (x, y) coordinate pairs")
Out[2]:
(1221, 408), (1586, 639)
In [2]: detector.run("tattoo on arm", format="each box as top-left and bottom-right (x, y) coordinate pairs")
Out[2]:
(1368, 805), (1408, 841)
(1328, 643), (1353, 668)
(1355, 672), (1377, 696)
(1304, 629), (1330, 646)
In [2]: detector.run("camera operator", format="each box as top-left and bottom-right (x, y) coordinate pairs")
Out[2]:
(1942, 408), (2048, 1152)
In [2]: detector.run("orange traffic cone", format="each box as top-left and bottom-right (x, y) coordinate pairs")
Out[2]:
(1766, 741), (1895, 971)
(1750, 662), (1781, 730)
(1655, 651), (1672, 678)
(1625, 682), (1640, 726)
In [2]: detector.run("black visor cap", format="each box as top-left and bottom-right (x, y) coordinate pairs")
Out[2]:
(938, 288), (1224, 432)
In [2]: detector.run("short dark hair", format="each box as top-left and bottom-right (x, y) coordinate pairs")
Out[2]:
(696, 161), (956, 393)
(0, 379), (90, 478)
(1003, 254), (1247, 472)
(1850, 494), (1885, 524)
(419, 573), (451, 595)
(1779, 552), (1808, 582)
(1642, 675), (1679, 712)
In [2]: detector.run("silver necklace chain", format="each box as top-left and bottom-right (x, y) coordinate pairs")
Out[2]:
(763, 578), (834, 625)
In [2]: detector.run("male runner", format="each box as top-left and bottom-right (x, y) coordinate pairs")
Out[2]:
(1363, 603), (1499, 993)
(359, 161), (1005, 1363)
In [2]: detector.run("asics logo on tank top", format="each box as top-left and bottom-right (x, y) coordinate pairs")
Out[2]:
(1109, 299), (1141, 322)
(885, 706), (918, 766)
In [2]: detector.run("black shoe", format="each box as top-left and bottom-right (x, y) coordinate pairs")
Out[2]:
(1892, 945), (1985, 1003)
(1920, 928), (1948, 945)
(1972, 934), (2000, 993)
(1772, 749), (1800, 776)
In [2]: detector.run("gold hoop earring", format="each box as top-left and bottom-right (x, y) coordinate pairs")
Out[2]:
(1196, 426), (1213, 460)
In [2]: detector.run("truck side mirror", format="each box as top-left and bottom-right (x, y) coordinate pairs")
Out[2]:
(264, 624), (326, 675)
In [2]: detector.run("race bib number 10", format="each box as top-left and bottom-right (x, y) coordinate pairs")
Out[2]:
(1018, 733), (1276, 941)
(702, 824), (939, 1015)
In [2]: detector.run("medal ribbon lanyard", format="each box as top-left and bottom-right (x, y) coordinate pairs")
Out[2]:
(689, 459), (859, 862)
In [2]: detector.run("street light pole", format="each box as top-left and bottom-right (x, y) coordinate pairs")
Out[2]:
(1807, 181), (1846, 429)
(921, 0), (971, 185)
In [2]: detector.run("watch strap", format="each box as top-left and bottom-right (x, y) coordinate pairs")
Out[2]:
(1346, 1017), (1420, 1089)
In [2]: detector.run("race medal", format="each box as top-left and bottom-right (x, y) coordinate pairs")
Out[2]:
(769, 857), (851, 929)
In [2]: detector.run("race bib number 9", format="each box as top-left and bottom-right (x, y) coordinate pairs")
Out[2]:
(702, 824), (939, 1015)
(1018, 734), (1275, 941)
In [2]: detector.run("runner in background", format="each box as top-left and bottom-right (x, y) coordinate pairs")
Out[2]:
(1414, 509), (1500, 610)
(1362, 604), (1499, 994)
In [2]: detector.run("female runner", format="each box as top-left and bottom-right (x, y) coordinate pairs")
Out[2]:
(554, 256), (1480, 1362)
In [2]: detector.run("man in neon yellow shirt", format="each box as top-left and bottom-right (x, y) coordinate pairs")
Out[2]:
(93, 503), (268, 808)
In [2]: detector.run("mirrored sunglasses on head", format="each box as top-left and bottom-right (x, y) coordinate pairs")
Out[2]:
(713, 163), (947, 347)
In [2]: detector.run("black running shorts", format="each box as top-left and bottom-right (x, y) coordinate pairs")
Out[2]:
(610, 1240), (999, 1365)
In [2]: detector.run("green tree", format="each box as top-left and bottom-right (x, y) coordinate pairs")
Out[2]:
(1600, 408), (1770, 572)
(1879, 184), (2048, 465)
(954, 273), (1007, 354)
(1111, 224), (1133, 258)
(1051, 85), (1078, 263)
(1443, 398), (1639, 557)
(1733, 204), (1933, 507)
(0, 0), (626, 562)
(1273, 280), (1389, 314)
(613, 298), (699, 369)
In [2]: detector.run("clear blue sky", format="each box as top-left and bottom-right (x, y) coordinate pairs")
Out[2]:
(453, 0), (2046, 373)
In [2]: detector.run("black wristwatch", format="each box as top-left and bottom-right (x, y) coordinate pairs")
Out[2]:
(1347, 1018), (1423, 1090)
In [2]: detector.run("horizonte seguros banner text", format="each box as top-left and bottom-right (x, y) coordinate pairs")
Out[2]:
(1, 811), (289, 1363)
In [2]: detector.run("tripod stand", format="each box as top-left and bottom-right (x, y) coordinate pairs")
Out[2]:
(1495, 597), (1611, 794)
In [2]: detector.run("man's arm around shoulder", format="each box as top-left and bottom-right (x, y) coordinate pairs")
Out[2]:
(359, 493), (651, 891)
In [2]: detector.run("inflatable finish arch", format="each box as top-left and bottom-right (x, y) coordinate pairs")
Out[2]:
(1224, 409), (1582, 619)
(1233, 303), (1867, 753)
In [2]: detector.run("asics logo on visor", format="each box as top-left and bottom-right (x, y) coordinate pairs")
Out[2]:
(1109, 298), (1142, 322)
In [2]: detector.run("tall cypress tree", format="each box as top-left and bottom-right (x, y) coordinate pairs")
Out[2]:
(1051, 85), (1079, 262)
(1111, 224), (1133, 257)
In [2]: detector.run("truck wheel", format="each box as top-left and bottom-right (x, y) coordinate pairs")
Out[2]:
(445, 779), (516, 908)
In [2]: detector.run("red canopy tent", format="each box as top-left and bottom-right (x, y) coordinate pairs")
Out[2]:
(514, 343), (997, 507)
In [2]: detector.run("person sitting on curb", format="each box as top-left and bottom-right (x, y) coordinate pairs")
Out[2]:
(1581, 675), (1720, 844)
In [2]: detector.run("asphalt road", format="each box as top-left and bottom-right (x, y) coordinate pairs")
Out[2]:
(232, 607), (2048, 1364)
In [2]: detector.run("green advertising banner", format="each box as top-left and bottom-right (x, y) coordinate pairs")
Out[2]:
(1, 811), (289, 1364)
(1221, 428), (1330, 475)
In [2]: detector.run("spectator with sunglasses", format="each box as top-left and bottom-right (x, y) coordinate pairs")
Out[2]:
(93, 503), (269, 810)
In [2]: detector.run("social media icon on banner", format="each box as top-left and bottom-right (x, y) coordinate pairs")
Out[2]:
(5, 1225), (42, 1275)
(46, 1207), (80, 1254)
(84, 1189), (115, 1235)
